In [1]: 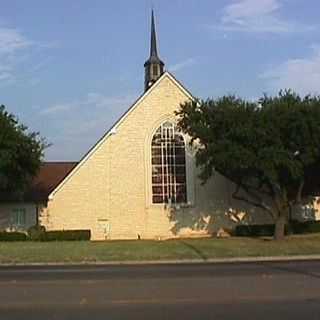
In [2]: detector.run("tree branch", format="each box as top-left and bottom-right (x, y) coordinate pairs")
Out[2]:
(232, 183), (276, 221)
(216, 169), (273, 197)
(295, 180), (305, 204)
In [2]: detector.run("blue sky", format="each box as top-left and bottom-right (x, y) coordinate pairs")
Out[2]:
(1, 0), (320, 160)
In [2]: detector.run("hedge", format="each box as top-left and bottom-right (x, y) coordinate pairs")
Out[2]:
(44, 230), (91, 241)
(0, 229), (91, 241)
(27, 226), (90, 241)
(0, 232), (28, 241)
(235, 224), (277, 237)
(291, 220), (320, 234)
(235, 220), (320, 237)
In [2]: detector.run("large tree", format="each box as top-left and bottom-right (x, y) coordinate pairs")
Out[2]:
(176, 91), (320, 240)
(0, 105), (47, 197)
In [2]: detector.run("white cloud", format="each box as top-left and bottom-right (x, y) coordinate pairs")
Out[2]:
(0, 72), (14, 82)
(0, 27), (31, 54)
(0, 26), (55, 86)
(40, 103), (74, 115)
(0, 65), (14, 82)
(169, 58), (197, 72)
(261, 45), (320, 95)
(40, 93), (134, 117)
(214, 0), (313, 34)
(39, 92), (137, 160)
(223, 0), (279, 21)
(0, 27), (31, 83)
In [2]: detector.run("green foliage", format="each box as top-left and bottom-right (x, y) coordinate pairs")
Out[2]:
(0, 105), (48, 196)
(4, 227), (91, 241)
(28, 226), (91, 241)
(0, 232), (28, 241)
(235, 224), (284, 237)
(235, 221), (320, 237)
(44, 230), (91, 241)
(235, 224), (275, 237)
(291, 220), (320, 234)
(27, 225), (47, 241)
(177, 91), (320, 188)
(176, 90), (320, 239)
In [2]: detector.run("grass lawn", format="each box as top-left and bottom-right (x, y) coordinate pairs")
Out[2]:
(0, 234), (320, 264)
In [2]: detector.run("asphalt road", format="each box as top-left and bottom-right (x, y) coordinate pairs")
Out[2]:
(0, 261), (320, 319)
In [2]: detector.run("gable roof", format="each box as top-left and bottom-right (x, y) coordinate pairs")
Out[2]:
(0, 162), (77, 203)
(48, 72), (195, 199)
(25, 162), (78, 202)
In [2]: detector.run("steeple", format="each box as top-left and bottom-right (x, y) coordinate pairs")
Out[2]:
(144, 10), (164, 92)
(150, 10), (158, 58)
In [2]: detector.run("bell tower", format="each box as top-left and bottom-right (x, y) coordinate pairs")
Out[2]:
(144, 10), (165, 91)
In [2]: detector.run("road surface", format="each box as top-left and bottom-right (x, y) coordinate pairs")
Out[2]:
(0, 260), (319, 319)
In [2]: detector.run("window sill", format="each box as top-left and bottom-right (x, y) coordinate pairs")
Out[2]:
(147, 202), (194, 210)
(167, 202), (194, 210)
(8, 225), (26, 231)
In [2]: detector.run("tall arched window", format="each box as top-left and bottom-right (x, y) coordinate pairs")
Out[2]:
(151, 121), (187, 204)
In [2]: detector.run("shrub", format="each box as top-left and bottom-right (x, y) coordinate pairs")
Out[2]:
(290, 220), (320, 234)
(27, 227), (91, 241)
(0, 231), (28, 241)
(235, 221), (320, 237)
(235, 224), (276, 237)
(28, 225), (46, 241)
(44, 230), (91, 241)
(235, 224), (293, 237)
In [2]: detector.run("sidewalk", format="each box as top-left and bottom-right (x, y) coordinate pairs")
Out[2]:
(1, 254), (320, 267)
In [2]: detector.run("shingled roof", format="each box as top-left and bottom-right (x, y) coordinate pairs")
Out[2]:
(0, 162), (78, 203)
(24, 162), (78, 202)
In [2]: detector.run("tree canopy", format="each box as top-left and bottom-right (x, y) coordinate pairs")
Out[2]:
(176, 90), (320, 239)
(0, 105), (48, 197)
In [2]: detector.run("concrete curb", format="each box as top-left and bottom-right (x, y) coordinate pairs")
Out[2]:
(1, 255), (320, 267)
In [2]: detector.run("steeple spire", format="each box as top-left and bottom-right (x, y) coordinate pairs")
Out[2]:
(144, 10), (164, 92)
(150, 10), (158, 58)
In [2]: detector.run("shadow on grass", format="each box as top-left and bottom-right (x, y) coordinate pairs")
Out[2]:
(180, 240), (208, 261)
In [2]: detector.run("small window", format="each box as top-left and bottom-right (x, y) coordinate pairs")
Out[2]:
(153, 64), (158, 76)
(11, 209), (26, 227)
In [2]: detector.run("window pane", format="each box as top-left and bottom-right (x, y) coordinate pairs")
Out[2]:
(175, 147), (185, 156)
(175, 166), (186, 175)
(152, 186), (163, 194)
(151, 157), (162, 165)
(176, 174), (186, 183)
(162, 147), (167, 157)
(152, 175), (162, 184)
(174, 135), (184, 145)
(11, 209), (26, 226)
(175, 156), (185, 165)
(153, 65), (158, 75)
(151, 147), (162, 156)
(153, 195), (163, 203)
(176, 193), (187, 203)
(20, 211), (26, 225)
(152, 166), (162, 174)
(176, 184), (187, 194)
(152, 138), (161, 146)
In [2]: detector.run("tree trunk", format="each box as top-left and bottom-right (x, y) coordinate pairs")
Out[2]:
(274, 212), (287, 240)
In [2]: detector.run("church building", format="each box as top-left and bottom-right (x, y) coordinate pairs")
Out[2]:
(1, 12), (318, 240)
